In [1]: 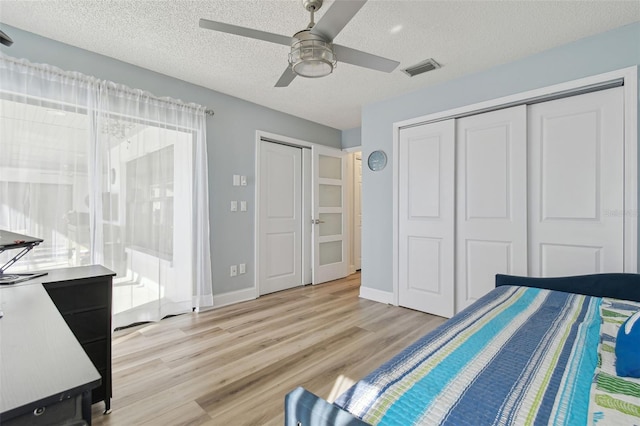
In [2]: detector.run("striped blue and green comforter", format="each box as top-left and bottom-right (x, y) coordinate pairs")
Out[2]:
(334, 285), (607, 425)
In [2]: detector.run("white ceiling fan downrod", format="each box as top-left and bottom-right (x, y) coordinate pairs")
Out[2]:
(303, 0), (323, 29)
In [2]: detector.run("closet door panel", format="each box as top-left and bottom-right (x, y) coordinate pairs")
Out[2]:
(529, 87), (624, 277)
(399, 120), (455, 318)
(456, 106), (528, 312)
(465, 127), (510, 219)
(540, 111), (599, 220)
(465, 240), (512, 301)
(540, 244), (602, 276)
(407, 237), (442, 294)
(408, 138), (441, 218)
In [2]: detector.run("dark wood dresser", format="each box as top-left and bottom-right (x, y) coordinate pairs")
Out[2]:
(43, 266), (115, 413)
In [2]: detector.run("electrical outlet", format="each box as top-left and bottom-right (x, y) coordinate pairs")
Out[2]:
(239, 263), (246, 274)
(230, 265), (237, 277)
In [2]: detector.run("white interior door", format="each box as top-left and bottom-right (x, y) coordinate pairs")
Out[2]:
(259, 142), (303, 294)
(455, 106), (528, 312)
(529, 87), (624, 276)
(354, 152), (362, 271)
(312, 145), (349, 284)
(398, 120), (455, 318)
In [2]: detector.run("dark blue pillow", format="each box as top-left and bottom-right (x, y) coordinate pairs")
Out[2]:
(616, 310), (640, 377)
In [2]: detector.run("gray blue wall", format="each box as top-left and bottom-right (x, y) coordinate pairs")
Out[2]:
(361, 22), (640, 293)
(341, 127), (361, 150)
(0, 24), (342, 296)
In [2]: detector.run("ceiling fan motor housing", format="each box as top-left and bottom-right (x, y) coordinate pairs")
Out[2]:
(302, 0), (323, 12)
(289, 29), (336, 78)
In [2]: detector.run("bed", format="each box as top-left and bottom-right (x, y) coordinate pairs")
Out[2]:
(285, 273), (640, 426)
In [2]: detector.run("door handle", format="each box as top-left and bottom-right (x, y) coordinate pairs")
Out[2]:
(312, 219), (325, 224)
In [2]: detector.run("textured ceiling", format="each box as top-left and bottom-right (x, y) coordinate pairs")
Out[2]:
(0, 0), (638, 130)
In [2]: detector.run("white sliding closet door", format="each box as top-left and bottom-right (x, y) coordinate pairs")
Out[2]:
(455, 106), (528, 311)
(528, 87), (625, 276)
(396, 85), (627, 317)
(398, 120), (455, 318)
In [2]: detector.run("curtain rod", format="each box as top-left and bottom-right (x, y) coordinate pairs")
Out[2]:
(1, 54), (214, 116)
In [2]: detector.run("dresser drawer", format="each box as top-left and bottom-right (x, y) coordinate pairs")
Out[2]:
(45, 278), (110, 314)
(62, 308), (110, 344)
(2, 393), (85, 426)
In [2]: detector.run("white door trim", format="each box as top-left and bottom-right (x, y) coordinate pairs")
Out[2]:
(352, 152), (362, 273)
(347, 152), (356, 274)
(392, 66), (638, 306)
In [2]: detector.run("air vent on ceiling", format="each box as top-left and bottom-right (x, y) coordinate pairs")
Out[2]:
(401, 58), (440, 77)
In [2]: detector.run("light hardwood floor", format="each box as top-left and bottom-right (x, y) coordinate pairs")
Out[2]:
(91, 273), (446, 425)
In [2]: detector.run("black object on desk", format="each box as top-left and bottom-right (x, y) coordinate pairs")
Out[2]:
(0, 230), (48, 284)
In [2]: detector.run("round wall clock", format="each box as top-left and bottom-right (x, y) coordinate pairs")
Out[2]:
(367, 150), (387, 171)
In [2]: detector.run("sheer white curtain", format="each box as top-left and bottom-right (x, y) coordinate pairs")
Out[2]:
(0, 54), (213, 327)
(0, 55), (95, 272)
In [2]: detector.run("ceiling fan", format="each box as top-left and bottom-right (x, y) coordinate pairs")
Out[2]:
(199, 0), (400, 87)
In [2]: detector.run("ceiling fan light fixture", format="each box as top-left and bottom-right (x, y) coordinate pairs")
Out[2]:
(289, 30), (336, 78)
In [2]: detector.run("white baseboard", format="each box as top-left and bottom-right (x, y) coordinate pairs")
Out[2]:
(359, 286), (394, 305)
(212, 287), (257, 308)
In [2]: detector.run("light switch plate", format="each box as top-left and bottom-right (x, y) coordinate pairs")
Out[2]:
(230, 201), (238, 212)
(230, 265), (237, 276)
(239, 263), (246, 274)
(233, 175), (240, 186)
(240, 201), (247, 212)
(240, 175), (247, 186)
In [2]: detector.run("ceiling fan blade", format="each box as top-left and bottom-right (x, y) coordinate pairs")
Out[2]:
(310, 0), (367, 41)
(0, 29), (13, 47)
(199, 18), (293, 46)
(333, 44), (399, 73)
(275, 67), (297, 88)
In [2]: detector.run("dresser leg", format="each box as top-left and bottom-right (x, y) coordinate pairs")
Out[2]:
(104, 398), (112, 415)
(82, 390), (93, 424)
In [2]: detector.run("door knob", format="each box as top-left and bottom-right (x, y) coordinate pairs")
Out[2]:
(312, 219), (325, 224)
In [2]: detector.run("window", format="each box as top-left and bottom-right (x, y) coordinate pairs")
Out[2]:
(1, 55), (212, 328)
(0, 98), (90, 271)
